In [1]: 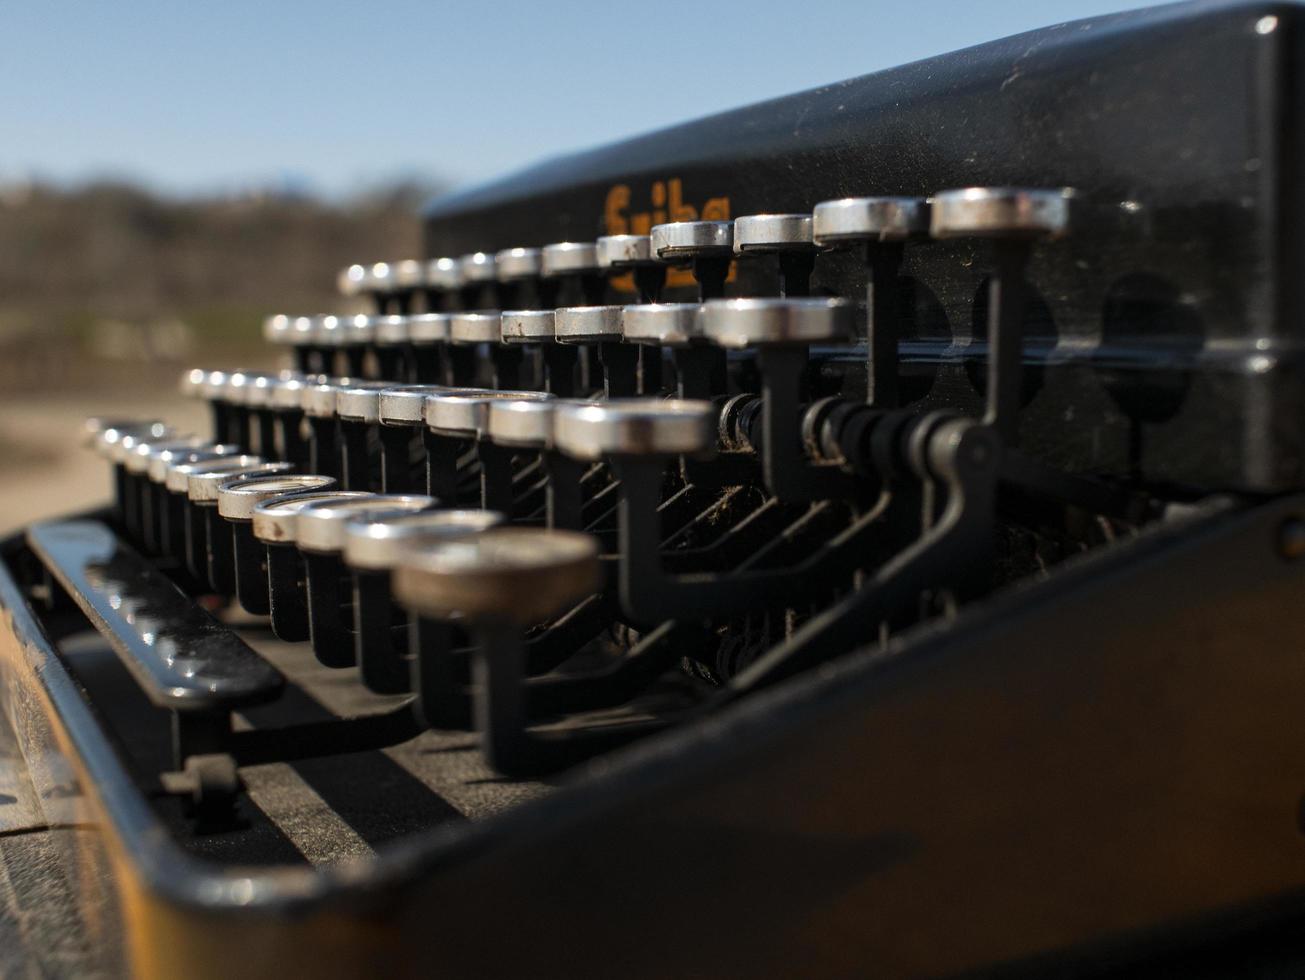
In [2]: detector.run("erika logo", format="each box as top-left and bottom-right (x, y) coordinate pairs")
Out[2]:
(604, 179), (730, 235)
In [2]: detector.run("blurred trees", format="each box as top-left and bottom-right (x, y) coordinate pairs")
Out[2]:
(0, 178), (441, 386)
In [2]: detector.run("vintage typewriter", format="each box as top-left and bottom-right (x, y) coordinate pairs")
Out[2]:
(5, 2), (1305, 976)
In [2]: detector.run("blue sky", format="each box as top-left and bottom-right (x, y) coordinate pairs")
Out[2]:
(2, 0), (1153, 197)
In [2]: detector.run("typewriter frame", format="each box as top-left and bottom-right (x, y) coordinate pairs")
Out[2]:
(7, 496), (1305, 977)
(7, 2), (1305, 976)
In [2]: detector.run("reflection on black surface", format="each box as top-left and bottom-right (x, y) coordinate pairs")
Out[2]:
(28, 521), (282, 707)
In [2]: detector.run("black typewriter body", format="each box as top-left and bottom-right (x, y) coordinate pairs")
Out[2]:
(6, 3), (1305, 977)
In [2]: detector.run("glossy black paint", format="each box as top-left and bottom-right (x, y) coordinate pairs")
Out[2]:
(25, 520), (283, 710)
(423, 2), (1305, 493)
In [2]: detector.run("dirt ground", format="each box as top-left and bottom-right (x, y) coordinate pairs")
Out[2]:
(0, 389), (210, 536)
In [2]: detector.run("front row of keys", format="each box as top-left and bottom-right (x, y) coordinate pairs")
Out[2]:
(94, 371), (1048, 780)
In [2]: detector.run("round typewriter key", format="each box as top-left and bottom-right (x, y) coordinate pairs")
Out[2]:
(373, 314), (411, 380)
(394, 526), (600, 624)
(493, 248), (544, 312)
(86, 417), (166, 451)
(179, 367), (211, 401)
(486, 397), (565, 449)
(931, 186), (1073, 442)
(182, 365), (241, 441)
(243, 371), (305, 459)
(252, 490), (371, 545)
(286, 315), (325, 373)
(556, 306), (638, 397)
(375, 314), (410, 345)
(95, 419), (171, 525)
(334, 382), (394, 491)
(459, 253), (498, 310)
(453, 311), (522, 389)
(540, 242), (605, 311)
(621, 303), (701, 347)
(219, 370), (264, 451)
(426, 389), (552, 511)
(929, 187), (1072, 239)
(651, 221), (733, 260)
(125, 437), (204, 476)
(553, 398), (717, 461)
(811, 195), (932, 409)
(811, 197), (932, 244)
(367, 262), (394, 300)
(148, 444), (241, 561)
(651, 221), (734, 300)
(167, 454), (263, 495)
(555, 306), (622, 344)
(380, 385), (449, 427)
(501, 310), (555, 344)
(242, 373), (277, 459)
(408, 313), (453, 344)
(425, 256), (463, 292)
(189, 461), (292, 595)
(265, 374), (312, 468)
(378, 385), (449, 493)
(299, 377), (361, 481)
(597, 234), (667, 304)
(596, 234), (654, 269)
(295, 494), (435, 667)
(253, 488), (374, 642)
(488, 398), (588, 528)
(503, 308), (577, 397)
(424, 389), (552, 439)
(336, 314), (378, 375)
(262, 313), (294, 346)
(442, 310), (493, 387)
(393, 526), (603, 774)
(168, 455), (263, 587)
(734, 214), (817, 296)
(218, 473), (337, 615)
(106, 427), (178, 539)
(379, 259), (424, 316)
(187, 367), (237, 442)
(343, 508), (505, 572)
(734, 214), (813, 252)
(624, 306), (710, 407)
(541, 241), (599, 277)
(343, 509), (505, 693)
(296, 495), (434, 555)
(392, 258), (424, 290)
(699, 297), (857, 348)
(407, 312), (456, 384)
(338, 263), (368, 297)
(125, 436), (208, 552)
(450, 311), (502, 345)
(460, 252), (497, 283)
(313, 315), (345, 354)
(148, 443), (240, 486)
(218, 473), (337, 520)
(495, 247), (542, 281)
(702, 298), (859, 501)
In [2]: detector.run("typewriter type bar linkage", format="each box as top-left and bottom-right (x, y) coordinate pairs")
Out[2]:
(47, 183), (1183, 808)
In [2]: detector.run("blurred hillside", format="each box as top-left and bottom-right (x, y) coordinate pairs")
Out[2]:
(0, 178), (440, 391)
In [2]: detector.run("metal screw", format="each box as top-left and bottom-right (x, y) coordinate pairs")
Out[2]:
(1278, 518), (1305, 560)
